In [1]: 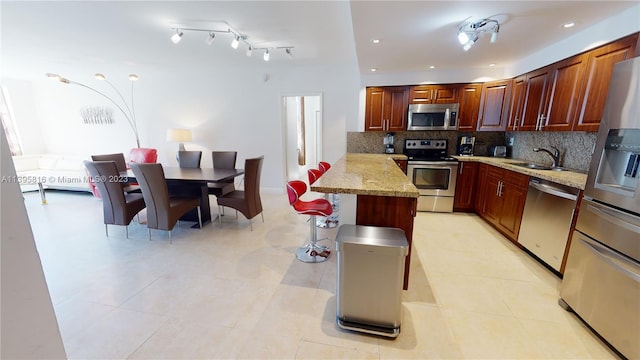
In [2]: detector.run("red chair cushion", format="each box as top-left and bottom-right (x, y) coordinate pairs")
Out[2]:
(129, 148), (158, 165)
(319, 161), (331, 173)
(286, 180), (332, 217)
(308, 169), (323, 185)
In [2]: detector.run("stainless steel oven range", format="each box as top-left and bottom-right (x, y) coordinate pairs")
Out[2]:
(404, 139), (458, 212)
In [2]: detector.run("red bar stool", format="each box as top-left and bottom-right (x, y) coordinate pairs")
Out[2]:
(287, 180), (332, 263)
(317, 161), (339, 228)
(319, 161), (331, 173)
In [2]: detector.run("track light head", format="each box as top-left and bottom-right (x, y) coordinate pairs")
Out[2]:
(231, 36), (240, 49)
(490, 25), (499, 43)
(263, 49), (270, 61)
(457, 31), (469, 45)
(285, 48), (293, 59)
(463, 34), (478, 51)
(206, 32), (216, 45)
(246, 45), (253, 57)
(171, 29), (183, 44)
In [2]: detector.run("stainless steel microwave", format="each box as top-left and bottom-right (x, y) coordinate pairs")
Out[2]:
(407, 103), (459, 131)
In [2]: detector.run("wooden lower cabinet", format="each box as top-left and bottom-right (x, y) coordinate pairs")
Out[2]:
(474, 164), (529, 243)
(356, 195), (417, 290)
(393, 159), (408, 173)
(453, 162), (478, 212)
(474, 163), (488, 214)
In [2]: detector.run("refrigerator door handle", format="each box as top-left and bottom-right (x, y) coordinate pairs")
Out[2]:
(587, 204), (640, 234)
(580, 235), (640, 282)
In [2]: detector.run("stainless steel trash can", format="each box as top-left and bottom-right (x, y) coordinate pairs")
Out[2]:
(336, 224), (409, 338)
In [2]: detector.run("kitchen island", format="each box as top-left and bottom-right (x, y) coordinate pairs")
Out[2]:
(311, 153), (419, 290)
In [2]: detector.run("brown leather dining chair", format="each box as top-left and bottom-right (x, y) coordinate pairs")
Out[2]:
(177, 150), (202, 169)
(216, 156), (264, 230)
(208, 151), (237, 197)
(83, 160), (146, 238)
(130, 163), (202, 242)
(91, 153), (140, 193)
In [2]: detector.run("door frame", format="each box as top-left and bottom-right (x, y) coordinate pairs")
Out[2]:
(280, 92), (323, 185)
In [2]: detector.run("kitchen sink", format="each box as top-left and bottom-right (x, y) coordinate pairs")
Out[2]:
(509, 162), (569, 171)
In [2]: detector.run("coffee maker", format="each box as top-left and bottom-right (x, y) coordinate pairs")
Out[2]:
(384, 132), (395, 154)
(457, 136), (475, 156)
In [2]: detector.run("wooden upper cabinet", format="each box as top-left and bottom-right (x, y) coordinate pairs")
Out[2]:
(387, 87), (410, 131)
(364, 86), (409, 131)
(409, 84), (459, 104)
(508, 76), (526, 131)
(457, 84), (482, 131)
(543, 54), (588, 131)
(365, 87), (386, 131)
(477, 79), (512, 131)
(574, 34), (638, 132)
(519, 66), (552, 131)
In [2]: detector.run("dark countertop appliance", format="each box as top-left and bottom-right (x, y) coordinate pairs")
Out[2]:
(457, 136), (475, 156)
(384, 132), (395, 154)
(404, 139), (458, 212)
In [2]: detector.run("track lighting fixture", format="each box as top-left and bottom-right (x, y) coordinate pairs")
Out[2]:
(168, 21), (294, 61)
(171, 29), (183, 44)
(206, 32), (215, 45)
(457, 17), (500, 51)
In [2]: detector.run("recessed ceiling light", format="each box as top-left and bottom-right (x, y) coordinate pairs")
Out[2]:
(489, 63), (496, 67)
(429, 65), (435, 69)
(563, 22), (575, 28)
(370, 68), (377, 72)
(371, 39), (381, 44)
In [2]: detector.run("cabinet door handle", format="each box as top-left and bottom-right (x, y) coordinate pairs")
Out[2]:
(498, 181), (504, 197)
(539, 115), (546, 130)
(459, 163), (464, 174)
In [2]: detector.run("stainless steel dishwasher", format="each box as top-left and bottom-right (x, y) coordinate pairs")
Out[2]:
(518, 177), (580, 273)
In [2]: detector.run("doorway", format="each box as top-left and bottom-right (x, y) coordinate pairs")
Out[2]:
(282, 94), (322, 182)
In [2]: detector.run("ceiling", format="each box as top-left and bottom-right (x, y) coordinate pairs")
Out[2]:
(0, 1), (638, 81)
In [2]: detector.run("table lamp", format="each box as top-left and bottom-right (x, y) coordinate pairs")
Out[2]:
(167, 128), (192, 151)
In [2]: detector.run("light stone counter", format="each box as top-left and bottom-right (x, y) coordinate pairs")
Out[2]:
(454, 156), (588, 190)
(310, 153), (419, 198)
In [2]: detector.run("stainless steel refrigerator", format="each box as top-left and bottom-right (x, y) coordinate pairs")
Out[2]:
(560, 57), (640, 359)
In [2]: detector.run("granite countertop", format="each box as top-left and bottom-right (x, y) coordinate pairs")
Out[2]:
(454, 156), (588, 190)
(310, 153), (419, 198)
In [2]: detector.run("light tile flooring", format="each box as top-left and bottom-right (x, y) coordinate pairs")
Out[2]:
(24, 190), (619, 359)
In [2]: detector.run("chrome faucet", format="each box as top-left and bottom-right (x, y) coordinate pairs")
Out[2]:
(533, 146), (560, 167)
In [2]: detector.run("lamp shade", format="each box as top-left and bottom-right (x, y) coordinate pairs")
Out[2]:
(167, 128), (192, 143)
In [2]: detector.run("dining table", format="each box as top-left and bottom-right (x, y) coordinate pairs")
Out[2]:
(126, 166), (244, 227)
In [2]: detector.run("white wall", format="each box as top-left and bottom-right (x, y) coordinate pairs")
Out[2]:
(4, 62), (359, 192)
(1, 128), (67, 359)
(2, 79), (45, 154)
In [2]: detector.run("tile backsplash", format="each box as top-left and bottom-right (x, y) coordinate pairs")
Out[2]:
(347, 131), (597, 172)
(507, 131), (597, 172)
